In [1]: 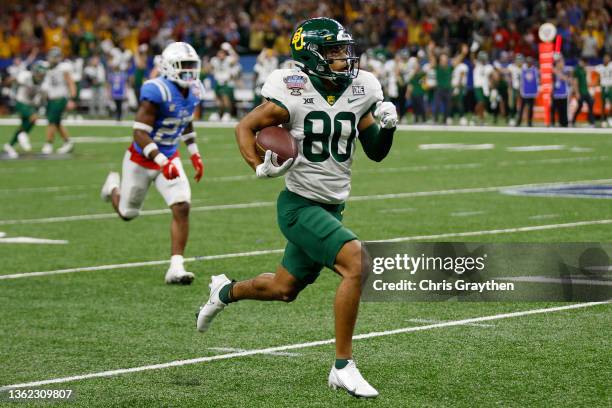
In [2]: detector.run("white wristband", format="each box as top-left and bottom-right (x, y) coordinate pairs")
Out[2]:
(133, 122), (153, 133)
(181, 132), (196, 142)
(143, 142), (157, 158)
(153, 153), (168, 167)
(187, 143), (199, 156)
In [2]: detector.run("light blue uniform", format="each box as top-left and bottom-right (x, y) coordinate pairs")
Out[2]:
(132, 77), (204, 158)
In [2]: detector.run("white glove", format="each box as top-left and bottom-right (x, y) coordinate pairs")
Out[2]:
(256, 150), (295, 179)
(374, 101), (398, 129)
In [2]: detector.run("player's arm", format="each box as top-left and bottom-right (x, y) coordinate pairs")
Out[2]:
(133, 101), (179, 179)
(358, 103), (397, 163)
(64, 70), (77, 110)
(182, 122), (204, 182)
(235, 99), (289, 171)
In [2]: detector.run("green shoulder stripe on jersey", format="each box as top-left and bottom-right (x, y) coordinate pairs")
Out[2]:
(266, 98), (291, 122)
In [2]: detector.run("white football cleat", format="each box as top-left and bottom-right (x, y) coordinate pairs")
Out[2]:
(57, 141), (74, 154)
(100, 172), (120, 202)
(221, 112), (232, 122)
(41, 143), (53, 155)
(3, 144), (18, 159)
(164, 267), (195, 285)
(209, 112), (220, 122)
(328, 360), (379, 399)
(196, 274), (230, 332)
(17, 132), (32, 152)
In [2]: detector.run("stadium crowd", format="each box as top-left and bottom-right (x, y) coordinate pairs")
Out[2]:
(0, 0), (610, 128)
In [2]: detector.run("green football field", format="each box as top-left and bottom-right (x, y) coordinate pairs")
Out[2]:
(0, 124), (610, 407)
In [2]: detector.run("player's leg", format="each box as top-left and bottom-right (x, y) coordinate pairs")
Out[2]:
(155, 157), (195, 284)
(571, 97), (584, 125)
(586, 94), (595, 125)
(102, 151), (153, 221)
(559, 97), (568, 127)
(527, 98), (534, 126)
(229, 264), (306, 302)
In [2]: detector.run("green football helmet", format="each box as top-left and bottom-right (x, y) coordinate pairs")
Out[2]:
(290, 18), (359, 85)
(31, 60), (49, 83)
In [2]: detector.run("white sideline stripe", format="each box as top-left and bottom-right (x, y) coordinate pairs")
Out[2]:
(498, 276), (612, 286)
(3, 218), (612, 280)
(0, 301), (608, 391)
(408, 318), (494, 327)
(0, 118), (610, 133)
(208, 347), (299, 357)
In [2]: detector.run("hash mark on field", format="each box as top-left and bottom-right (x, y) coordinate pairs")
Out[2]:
(208, 347), (300, 357)
(378, 207), (416, 214)
(408, 318), (494, 328)
(506, 145), (566, 152)
(4, 218), (612, 280)
(451, 211), (485, 217)
(0, 302), (607, 391)
(529, 214), (559, 220)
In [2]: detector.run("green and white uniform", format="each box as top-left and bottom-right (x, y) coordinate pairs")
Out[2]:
(42, 62), (72, 124)
(507, 62), (522, 110)
(473, 62), (494, 103)
(262, 68), (384, 282)
(8, 70), (42, 148)
(262, 68), (383, 204)
(595, 62), (612, 106)
(210, 56), (239, 97)
(15, 70), (41, 117)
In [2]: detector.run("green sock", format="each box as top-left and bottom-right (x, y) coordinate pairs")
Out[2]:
(9, 129), (20, 146)
(335, 359), (350, 369)
(218, 281), (236, 304)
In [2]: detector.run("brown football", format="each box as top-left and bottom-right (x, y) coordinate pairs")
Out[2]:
(255, 126), (298, 165)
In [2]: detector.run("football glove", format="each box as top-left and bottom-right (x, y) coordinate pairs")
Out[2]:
(161, 159), (180, 180)
(374, 101), (398, 129)
(256, 150), (295, 179)
(190, 153), (204, 182)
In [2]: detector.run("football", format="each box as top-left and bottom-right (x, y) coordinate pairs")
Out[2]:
(255, 126), (298, 165)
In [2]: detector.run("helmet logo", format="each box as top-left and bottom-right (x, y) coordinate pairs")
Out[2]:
(292, 27), (305, 51)
(327, 95), (336, 105)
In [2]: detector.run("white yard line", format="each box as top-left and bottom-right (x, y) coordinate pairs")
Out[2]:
(408, 318), (494, 327)
(3, 218), (612, 280)
(0, 301), (607, 391)
(208, 347), (300, 357)
(0, 249), (285, 280)
(375, 219), (612, 243)
(0, 156), (607, 196)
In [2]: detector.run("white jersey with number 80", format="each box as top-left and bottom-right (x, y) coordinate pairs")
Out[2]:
(261, 68), (383, 204)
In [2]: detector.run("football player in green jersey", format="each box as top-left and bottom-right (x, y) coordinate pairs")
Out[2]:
(196, 18), (398, 398)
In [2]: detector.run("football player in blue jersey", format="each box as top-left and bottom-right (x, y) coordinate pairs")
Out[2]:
(101, 42), (205, 284)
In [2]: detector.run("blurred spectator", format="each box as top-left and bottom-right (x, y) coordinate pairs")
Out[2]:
(571, 57), (595, 126)
(551, 56), (570, 128)
(83, 55), (106, 117)
(107, 62), (129, 122)
(517, 56), (539, 127)
(595, 54), (611, 127)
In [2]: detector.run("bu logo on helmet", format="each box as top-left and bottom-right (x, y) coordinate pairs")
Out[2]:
(292, 27), (305, 51)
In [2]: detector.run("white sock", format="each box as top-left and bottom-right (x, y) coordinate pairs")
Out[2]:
(170, 255), (184, 270)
